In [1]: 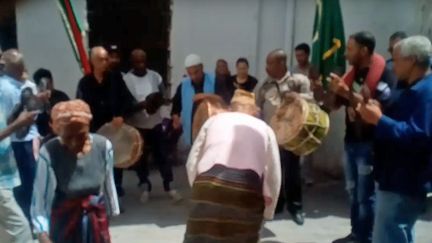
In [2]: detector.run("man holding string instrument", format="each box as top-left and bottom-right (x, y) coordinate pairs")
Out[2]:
(328, 31), (397, 243)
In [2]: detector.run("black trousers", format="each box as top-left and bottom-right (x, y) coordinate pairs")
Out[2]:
(114, 124), (174, 192)
(276, 148), (303, 212)
(12, 141), (36, 223)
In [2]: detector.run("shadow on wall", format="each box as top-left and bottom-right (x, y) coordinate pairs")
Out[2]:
(417, 0), (432, 39)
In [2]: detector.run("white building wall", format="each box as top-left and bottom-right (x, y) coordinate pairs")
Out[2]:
(289, 0), (418, 176)
(170, 0), (261, 82)
(15, 0), (420, 175)
(171, 0), (418, 89)
(170, 0), (298, 85)
(294, 0), (417, 62)
(16, 0), (86, 97)
(16, 0), (419, 97)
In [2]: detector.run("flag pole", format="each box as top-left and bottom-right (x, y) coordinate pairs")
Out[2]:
(287, 0), (297, 71)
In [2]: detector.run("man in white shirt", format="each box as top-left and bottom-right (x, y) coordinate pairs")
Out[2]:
(123, 49), (180, 203)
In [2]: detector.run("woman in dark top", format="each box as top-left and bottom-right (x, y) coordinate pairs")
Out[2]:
(216, 58), (258, 103)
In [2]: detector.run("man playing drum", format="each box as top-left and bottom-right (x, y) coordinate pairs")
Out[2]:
(257, 49), (313, 225)
(123, 49), (181, 203)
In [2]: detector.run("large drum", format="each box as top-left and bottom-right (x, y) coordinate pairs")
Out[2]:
(192, 94), (227, 142)
(192, 101), (211, 142)
(271, 92), (330, 156)
(97, 123), (144, 168)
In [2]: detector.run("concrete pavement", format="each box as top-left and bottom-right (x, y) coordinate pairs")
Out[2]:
(110, 166), (432, 243)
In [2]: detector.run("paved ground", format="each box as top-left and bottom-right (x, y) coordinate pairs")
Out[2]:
(110, 166), (432, 243)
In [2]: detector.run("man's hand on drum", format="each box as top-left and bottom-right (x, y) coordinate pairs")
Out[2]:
(356, 99), (382, 125)
(112, 117), (124, 129)
(172, 114), (182, 130)
(329, 73), (349, 94)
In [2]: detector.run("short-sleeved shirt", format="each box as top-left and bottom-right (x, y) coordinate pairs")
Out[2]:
(215, 75), (258, 104)
(292, 64), (311, 76)
(123, 69), (163, 129)
(0, 76), (21, 189)
(36, 89), (70, 137)
(257, 72), (313, 124)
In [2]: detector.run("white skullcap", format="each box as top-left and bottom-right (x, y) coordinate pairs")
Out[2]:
(185, 54), (202, 68)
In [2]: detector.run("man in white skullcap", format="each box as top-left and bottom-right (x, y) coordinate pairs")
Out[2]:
(171, 54), (216, 145)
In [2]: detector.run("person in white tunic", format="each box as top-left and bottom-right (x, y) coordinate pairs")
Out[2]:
(123, 49), (181, 203)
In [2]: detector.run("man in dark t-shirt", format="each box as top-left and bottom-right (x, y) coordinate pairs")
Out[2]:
(33, 68), (69, 138)
(330, 32), (397, 243)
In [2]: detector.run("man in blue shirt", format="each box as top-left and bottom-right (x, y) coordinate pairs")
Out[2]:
(1, 49), (40, 223)
(358, 36), (432, 243)
(0, 51), (38, 242)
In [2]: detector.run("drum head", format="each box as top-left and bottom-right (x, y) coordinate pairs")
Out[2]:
(192, 101), (210, 142)
(270, 92), (308, 146)
(97, 123), (143, 168)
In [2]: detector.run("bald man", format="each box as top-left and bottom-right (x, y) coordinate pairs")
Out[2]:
(0, 50), (37, 242)
(257, 49), (313, 226)
(76, 46), (126, 132)
(122, 49), (180, 203)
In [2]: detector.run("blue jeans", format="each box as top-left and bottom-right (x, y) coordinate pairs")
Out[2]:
(344, 142), (375, 243)
(372, 190), (425, 243)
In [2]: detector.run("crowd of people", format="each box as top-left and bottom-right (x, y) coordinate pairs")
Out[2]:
(0, 29), (430, 243)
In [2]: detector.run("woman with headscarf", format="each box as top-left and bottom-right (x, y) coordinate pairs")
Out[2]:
(31, 100), (119, 243)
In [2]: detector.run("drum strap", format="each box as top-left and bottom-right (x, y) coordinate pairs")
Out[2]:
(271, 81), (282, 99)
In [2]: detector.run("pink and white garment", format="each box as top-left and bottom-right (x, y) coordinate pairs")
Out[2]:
(186, 112), (281, 219)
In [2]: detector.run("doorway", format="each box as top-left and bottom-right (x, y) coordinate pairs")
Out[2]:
(0, 0), (17, 50)
(86, 0), (172, 84)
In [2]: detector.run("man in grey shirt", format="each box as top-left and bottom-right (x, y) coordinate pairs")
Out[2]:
(257, 49), (312, 226)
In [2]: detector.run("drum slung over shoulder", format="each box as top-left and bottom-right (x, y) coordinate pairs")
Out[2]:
(271, 92), (330, 156)
(271, 92), (306, 144)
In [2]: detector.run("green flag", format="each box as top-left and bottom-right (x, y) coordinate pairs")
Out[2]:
(312, 0), (346, 87)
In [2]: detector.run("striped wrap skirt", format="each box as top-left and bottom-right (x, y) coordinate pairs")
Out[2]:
(184, 164), (265, 243)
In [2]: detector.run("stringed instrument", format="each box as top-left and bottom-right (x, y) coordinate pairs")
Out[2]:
(328, 76), (372, 109)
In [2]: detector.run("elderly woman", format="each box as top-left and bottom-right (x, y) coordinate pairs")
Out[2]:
(31, 100), (119, 243)
(184, 91), (281, 243)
